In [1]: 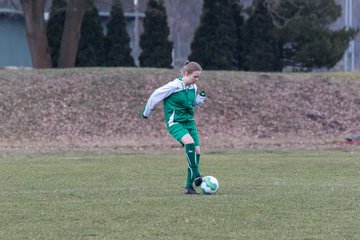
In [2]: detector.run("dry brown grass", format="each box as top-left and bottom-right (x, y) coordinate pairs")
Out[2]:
(1, 68), (360, 152)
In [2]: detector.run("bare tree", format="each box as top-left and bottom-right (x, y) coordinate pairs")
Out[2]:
(20, 0), (86, 68)
(58, 0), (86, 68)
(9, 0), (20, 10)
(265, 0), (304, 28)
(20, 0), (52, 68)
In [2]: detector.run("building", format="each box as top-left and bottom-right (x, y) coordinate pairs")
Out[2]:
(332, 0), (359, 72)
(0, 8), (31, 67)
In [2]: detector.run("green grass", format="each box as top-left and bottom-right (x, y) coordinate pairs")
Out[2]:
(1, 150), (359, 240)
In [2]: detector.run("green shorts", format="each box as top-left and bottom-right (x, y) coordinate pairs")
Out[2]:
(167, 122), (200, 146)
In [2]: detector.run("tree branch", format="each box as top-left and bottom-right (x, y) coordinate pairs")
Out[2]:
(265, 0), (303, 29)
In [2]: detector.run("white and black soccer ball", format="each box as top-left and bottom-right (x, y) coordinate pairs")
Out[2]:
(200, 176), (219, 194)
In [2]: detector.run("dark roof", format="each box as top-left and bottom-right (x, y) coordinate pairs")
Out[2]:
(0, 0), (148, 13)
(97, 0), (135, 12)
(0, 0), (22, 10)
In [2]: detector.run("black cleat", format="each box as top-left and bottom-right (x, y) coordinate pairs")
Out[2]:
(194, 175), (203, 187)
(184, 186), (199, 194)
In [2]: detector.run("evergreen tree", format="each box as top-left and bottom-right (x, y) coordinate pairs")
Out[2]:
(231, 0), (245, 70)
(105, 0), (135, 67)
(242, 0), (283, 72)
(139, 0), (173, 68)
(189, 0), (237, 70)
(274, 0), (358, 71)
(76, 0), (105, 67)
(46, 0), (67, 67)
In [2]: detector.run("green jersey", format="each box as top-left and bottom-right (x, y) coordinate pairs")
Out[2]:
(142, 77), (206, 127)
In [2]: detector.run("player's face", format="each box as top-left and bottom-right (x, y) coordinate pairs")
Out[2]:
(184, 71), (201, 85)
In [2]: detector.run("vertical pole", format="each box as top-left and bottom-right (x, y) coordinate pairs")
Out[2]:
(350, 0), (355, 71)
(351, 41), (355, 72)
(133, 0), (140, 66)
(344, 0), (349, 72)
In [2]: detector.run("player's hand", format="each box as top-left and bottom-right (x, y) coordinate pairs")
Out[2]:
(199, 90), (206, 97)
(141, 108), (148, 119)
(193, 90), (206, 107)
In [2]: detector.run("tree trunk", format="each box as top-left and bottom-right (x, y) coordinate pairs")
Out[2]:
(58, 0), (86, 68)
(20, 0), (52, 68)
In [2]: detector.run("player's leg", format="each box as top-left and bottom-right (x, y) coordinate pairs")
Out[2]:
(168, 125), (198, 194)
(195, 145), (201, 166)
(181, 134), (200, 182)
(188, 125), (202, 186)
(194, 146), (202, 185)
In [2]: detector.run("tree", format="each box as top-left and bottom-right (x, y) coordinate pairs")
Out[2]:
(20, 0), (52, 68)
(139, 0), (173, 68)
(58, 0), (87, 68)
(231, 0), (245, 70)
(105, 0), (135, 67)
(189, 0), (237, 70)
(242, 0), (283, 72)
(21, 0), (86, 68)
(76, 0), (105, 67)
(47, 0), (67, 67)
(270, 0), (358, 71)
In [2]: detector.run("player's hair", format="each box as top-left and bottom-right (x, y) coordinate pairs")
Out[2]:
(183, 61), (202, 74)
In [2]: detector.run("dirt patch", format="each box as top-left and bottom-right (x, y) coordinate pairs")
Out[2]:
(1, 68), (360, 152)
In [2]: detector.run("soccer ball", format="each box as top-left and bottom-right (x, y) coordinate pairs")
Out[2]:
(200, 176), (219, 194)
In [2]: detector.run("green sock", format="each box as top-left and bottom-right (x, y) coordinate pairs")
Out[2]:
(185, 144), (200, 186)
(186, 167), (193, 188)
(196, 153), (201, 177)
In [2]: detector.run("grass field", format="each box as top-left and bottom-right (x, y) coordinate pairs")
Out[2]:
(1, 150), (359, 239)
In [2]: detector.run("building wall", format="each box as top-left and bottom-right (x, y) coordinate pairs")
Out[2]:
(0, 13), (31, 67)
(332, 0), (359, 71)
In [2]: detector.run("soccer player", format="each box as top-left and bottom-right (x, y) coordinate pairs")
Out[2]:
(142, 61), (206, 194)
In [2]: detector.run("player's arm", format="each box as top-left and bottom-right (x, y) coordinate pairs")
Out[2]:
(142, 81), (177, 118)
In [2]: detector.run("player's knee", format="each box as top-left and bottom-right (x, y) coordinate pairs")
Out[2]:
(181, 134), (194, 145)
(195, 146), (201, 154)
